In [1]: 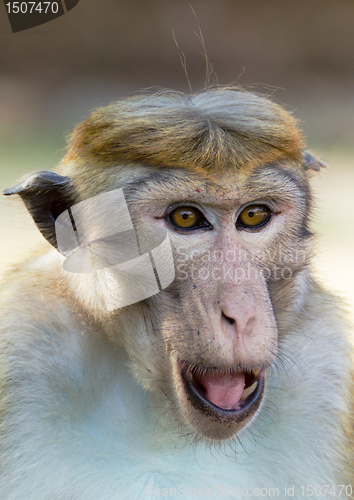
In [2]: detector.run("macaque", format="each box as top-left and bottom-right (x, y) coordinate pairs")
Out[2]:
(0, 87), (353, 499)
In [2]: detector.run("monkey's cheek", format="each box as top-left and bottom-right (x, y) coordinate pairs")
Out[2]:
(172, 361), (265, 441)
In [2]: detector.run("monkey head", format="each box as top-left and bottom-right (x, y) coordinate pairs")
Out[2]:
(4, 88), (326, 442)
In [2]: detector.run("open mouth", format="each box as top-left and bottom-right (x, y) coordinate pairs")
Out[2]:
(180, 361), (265, 417)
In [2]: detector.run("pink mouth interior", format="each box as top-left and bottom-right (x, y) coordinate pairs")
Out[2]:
(196, 371), (246, 410)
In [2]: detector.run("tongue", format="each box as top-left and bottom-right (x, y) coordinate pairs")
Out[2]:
(197, 371), (246, 410)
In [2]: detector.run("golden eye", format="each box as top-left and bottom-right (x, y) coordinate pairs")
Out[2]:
(168, 207), (210, 230)
(237, 205), (271, 228)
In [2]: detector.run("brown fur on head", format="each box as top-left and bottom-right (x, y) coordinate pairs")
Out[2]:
(60, 87), (304, 198)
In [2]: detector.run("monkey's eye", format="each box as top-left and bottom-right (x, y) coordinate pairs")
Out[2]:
(168, 207), (211, 231)
(237, 205), (272, 229)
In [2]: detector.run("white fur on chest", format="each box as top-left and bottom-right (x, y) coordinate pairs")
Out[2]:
(0, 316), (344, 500)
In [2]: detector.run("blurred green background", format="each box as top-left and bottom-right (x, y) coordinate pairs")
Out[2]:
(0, 0), (353, 322)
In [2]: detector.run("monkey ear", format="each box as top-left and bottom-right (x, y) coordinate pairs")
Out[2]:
(302, 151), (327, 172)
(3, 171), (74, 249)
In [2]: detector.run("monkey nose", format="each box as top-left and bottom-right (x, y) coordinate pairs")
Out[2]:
(221, 310), (256, 338)
(220, 291), (257, 338)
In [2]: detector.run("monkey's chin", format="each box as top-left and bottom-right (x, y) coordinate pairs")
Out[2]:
(176, 361), (265, 441)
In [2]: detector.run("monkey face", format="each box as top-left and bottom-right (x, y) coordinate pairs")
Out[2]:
(117, 163), (313, 441)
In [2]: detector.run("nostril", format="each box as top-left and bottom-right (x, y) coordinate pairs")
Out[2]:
(222, 311), (235, 325)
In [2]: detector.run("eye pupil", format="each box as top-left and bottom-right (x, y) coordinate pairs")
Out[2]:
(237, 205), (271, 229)
(168, 206), (211, 231)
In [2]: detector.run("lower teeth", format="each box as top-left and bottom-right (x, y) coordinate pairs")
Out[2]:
(240, 381), (258, 402)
